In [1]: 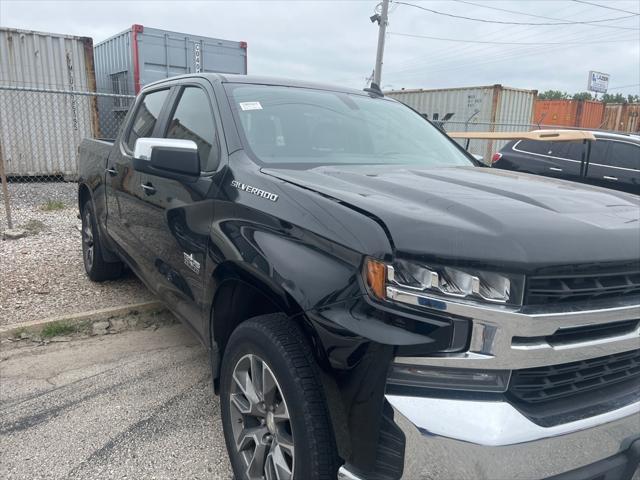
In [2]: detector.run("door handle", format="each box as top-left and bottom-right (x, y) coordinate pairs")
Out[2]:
(549, 167), (563, 172)
(105, 167), (117, 176)
(603, 175), (618, 181)
(141, 183), (156, 195)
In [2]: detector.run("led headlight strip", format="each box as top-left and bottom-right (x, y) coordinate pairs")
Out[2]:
(365, 258), (516, 305)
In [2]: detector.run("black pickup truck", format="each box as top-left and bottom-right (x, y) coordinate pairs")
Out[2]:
(78, 74), (640, 480)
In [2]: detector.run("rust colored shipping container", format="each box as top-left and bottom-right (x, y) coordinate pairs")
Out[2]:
(533, 100), (604, 128)
(576, 100), (605, 128)
(533, 100), (578, 127)
(602, 103), (640, 133)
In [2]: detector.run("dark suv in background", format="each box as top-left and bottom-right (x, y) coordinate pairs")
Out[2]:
(492, 131), (639, 194)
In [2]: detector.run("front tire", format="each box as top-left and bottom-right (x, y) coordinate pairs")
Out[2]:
(220, 313), (340, 480)
(81, 201), (123, 282)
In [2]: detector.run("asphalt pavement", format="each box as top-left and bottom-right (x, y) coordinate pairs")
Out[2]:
(0, 324), (232, 479)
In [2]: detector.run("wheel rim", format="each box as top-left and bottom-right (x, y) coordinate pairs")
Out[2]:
(229, 354), (295, 480)
(82, 209), (94, 270)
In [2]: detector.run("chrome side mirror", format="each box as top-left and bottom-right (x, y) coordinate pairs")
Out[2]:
(133, 138), (200, 178)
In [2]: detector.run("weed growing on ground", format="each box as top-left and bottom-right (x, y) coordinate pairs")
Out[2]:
(41, 200), (65, 211)
(41, 322), (76, 338)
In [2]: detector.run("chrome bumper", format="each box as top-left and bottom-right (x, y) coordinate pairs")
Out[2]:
(388, 395), (639, 479)
(339, 396), (640, 480)
(339, 292), (640, 479)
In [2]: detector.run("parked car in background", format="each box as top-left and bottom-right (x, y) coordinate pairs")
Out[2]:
(492, 131), (640, 194)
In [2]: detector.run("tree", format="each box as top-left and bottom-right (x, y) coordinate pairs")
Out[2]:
(572, 91), (593, 101)
(538, 90), (569, 100)
(601, 93), (627, 103)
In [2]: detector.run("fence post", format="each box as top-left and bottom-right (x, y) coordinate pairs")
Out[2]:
(0, 140), (13, 230)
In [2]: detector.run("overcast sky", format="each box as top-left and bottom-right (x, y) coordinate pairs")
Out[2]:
(1, 0), (639, 95)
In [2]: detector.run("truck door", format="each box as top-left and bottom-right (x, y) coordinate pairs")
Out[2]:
(106, 87), (171, 273)
(135, 82), (224, 335)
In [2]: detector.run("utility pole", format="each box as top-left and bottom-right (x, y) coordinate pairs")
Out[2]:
(373, 0), (389, 87)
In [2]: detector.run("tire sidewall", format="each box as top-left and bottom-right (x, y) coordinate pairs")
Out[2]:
(220, 321), (322, 480)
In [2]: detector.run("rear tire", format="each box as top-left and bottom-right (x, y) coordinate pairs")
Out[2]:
(219, 313), (340, 480)
(81, 200), (123, 282)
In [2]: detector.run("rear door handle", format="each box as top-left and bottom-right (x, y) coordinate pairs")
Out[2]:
(549, 167), (563, 172)
(141, 183), (156, 195)
(106, 167), (117, 176)
(603, 175), (618, 181)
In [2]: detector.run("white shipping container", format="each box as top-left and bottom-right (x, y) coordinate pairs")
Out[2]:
(386, 85), (537, 162)
(0, 27), (99, 177)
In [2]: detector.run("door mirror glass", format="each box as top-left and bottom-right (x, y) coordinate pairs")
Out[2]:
(133, 138), (200, 179)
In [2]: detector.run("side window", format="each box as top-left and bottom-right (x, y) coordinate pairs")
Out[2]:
(564, 142), (585, 161)
(516, 140), (553, 155)
(589, 140), (610, 164)
(165, 87), (220, 171)
(126, 89), (170, 151)
(607, 141), (640, 170)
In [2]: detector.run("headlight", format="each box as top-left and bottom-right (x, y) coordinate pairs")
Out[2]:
(364, 258), (523, 306)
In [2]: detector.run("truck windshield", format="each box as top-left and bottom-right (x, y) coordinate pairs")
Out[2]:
(225, 84), (474, 168)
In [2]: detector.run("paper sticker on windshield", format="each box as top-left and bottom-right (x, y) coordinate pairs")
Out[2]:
(239, 101), (263, 111)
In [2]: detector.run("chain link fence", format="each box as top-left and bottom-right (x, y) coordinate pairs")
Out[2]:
(0, 85), (134, 230)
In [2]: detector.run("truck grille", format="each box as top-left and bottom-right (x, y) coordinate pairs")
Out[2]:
(508, 349), (640, 405)
(525, 270), (640, 305)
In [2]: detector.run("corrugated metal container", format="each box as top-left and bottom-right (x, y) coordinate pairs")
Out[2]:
(533, 100), (578, 127)
(94, 24), (248, 137)
(0, 27), (99, 177)
(386, 84), (537, 161)
(576, 100), (605, 128)
(533, 100), (605, 129)
(602, 103), (640, 132)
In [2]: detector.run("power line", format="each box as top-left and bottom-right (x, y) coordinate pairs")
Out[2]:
(394, 1), (640, 29)
(452, 0), (639, 30)
(385, 2), (635, 76)
(389, 31), (638, 45)
(386, 25), (633, 75)
(572, 0), (640, 15)
(607, 83), (640, 91)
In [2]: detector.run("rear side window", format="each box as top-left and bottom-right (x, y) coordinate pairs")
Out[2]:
(607, 141), (640, 170)
(126, 89), (170, 151)
(589, 140), (609, 164)
(165, 87), (220, 171)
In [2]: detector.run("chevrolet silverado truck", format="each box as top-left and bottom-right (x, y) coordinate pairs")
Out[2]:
(78, 73), (640, 480)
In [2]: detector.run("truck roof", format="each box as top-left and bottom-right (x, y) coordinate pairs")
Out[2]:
(143, 73), (374, 97)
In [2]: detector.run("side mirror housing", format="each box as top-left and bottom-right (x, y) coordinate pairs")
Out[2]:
(133, 138), (200, 180)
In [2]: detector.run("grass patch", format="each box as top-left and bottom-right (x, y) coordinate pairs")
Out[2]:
(21, 219), (46, 235)
(12, 327), (28, 339)
(41, 200), (65, 211)
(40, 321), (76, 338)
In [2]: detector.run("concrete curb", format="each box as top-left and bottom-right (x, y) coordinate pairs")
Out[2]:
(0, 301), (170, 340)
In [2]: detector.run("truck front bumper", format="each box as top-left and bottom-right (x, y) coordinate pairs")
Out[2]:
(338, 293), (640, 479)
(394, 395), (638, 479)
(339, 395), (639, 480)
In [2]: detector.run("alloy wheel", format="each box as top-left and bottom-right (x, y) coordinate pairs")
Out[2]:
(229, 354), (295, 480)
(82, 209), (94, 270)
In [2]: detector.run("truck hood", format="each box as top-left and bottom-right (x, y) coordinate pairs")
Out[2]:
(263, 165), (640, 270)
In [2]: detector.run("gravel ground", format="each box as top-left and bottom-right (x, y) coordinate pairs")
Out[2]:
(0, 323), (232, 479)
(0, 182), (154, 326)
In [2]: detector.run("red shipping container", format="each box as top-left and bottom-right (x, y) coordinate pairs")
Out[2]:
(533, 100), (604, 128)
